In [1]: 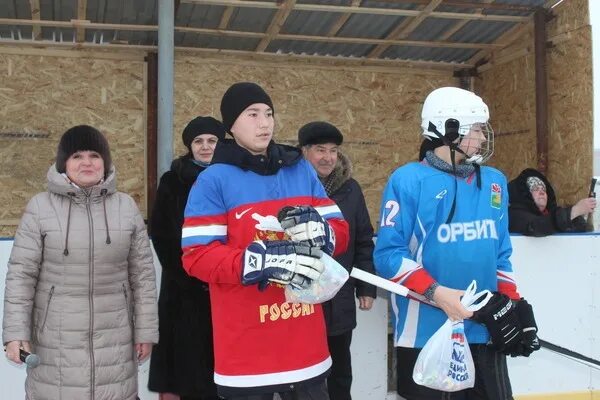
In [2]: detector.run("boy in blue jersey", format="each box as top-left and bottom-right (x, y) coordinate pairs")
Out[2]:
(374, 87), (540, 400)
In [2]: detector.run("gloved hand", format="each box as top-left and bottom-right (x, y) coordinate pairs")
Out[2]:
(241, 240), (324, 290)
(509, 299), (541, 357)
(278, 206), (336, 255)
(472, 292), (522, 354)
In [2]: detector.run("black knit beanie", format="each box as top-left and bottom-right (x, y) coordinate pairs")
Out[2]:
(56, 125), (112, 177)
(182, 116), (227, 151)
(298, 121), (344, 147)
(220, 82), (274, 133)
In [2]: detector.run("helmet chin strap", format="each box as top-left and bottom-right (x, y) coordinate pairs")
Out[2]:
(427, 121), (482, 223)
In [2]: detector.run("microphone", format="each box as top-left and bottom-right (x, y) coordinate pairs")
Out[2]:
(20, 349), (40, 368)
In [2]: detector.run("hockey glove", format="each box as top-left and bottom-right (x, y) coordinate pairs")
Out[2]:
(241, 240), (324, 290)
(278, 206), (336, 256)
(509, 299), (541, 357)
(472, 292), (522, 354)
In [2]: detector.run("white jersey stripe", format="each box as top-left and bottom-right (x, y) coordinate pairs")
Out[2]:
(214, 356), (332, 387)
(396, 299), (420, 348)
(315, 204), (342, 217)
(182, 224), (227, 239)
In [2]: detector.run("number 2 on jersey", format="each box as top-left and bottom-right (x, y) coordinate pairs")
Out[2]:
(381, 200), (399, 227)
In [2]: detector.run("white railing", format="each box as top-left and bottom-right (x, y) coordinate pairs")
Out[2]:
(0, 234), (598, 399)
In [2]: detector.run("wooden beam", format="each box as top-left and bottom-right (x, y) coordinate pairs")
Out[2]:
(219, 6), (235, 29)
(477, 46), (529, 73)
(358, 0), (535, 12)
(438, 0), (494, 41)
(468, 20), (531, 66)
(327, 0), (361, 37)
(0, 39), (474, 70)
(182, 0), (529, 22)
(368, 0), (442, 59)
(0, 45), (146, 61)
(76, 0), (87, 42)
(544, 0), (564, 8)
(29, 0), (41, 40)
(397, 0), (443, 39)
(0, 18), (501, 50)
(275, 33), (499, 49)
(256, 0), (296, 52)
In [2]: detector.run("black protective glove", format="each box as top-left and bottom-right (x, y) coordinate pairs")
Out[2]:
(472, 292), (522, 354)
(241, 240), (324, 291)
(509, 299), (541, 357)
(278, 206), (336, 256)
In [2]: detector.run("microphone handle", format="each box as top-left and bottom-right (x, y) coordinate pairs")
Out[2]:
(19, 349), (40, 368)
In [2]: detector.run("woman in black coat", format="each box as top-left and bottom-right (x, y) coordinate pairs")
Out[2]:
(508, 168), (595, 236)
(148, 117), (226, 400)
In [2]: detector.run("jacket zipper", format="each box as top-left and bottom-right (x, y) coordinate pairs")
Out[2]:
(40, 286), (55, 331)
(122, 283), (133, 326)
(86, 194), (96, 400)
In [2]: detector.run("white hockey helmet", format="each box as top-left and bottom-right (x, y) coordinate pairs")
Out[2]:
(420, 87), (493, 164)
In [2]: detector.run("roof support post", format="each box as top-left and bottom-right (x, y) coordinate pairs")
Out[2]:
(146, 52), (158, 222)
(158, 0), (175, 179)
(534, 7), (549, 173)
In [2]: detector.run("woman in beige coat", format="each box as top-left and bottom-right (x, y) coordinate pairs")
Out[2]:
(3, 125), (159, 400)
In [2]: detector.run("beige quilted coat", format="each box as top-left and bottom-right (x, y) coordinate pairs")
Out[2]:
(2, 165), (158, 400)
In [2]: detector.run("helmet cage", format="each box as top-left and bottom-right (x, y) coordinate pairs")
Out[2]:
(457, 121), (494, 164)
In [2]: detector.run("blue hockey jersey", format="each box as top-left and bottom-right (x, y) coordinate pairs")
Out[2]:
(374, 161), (519, 348)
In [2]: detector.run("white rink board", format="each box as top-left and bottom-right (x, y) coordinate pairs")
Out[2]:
(1, 234), (599, 399)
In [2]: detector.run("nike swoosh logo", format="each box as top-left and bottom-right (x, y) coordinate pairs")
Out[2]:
(435, 189), (447, 199)
(235, 208), (252, 219)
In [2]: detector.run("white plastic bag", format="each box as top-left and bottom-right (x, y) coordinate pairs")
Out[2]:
(412, 281), (492, 392)
(284, 253), (349, 304)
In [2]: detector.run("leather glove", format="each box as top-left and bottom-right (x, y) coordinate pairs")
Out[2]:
(509, 299), (541, 357)
(241, 240), (324, 290)
(278, 206), (335, 256)
(472, 292), (522, 354)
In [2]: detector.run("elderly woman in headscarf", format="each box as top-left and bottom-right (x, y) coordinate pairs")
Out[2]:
(508, 168), (596, 236)
(3, 125), (158, 399)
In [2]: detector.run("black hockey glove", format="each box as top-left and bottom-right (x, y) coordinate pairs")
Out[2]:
(278, 206), (335, 256)
(472, 292), (522, 354)
(508, 299), (541, 357)
(241, 240), (324, 291)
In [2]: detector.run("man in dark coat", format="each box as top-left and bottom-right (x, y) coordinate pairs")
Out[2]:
(298, 121), (377, 400)
(148, 116), (226, 400)
(508, 168), (595, 236)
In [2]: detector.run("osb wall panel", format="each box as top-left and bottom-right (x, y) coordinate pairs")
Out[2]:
(174, 57), (456, 227)
(547, 0), (593, 205)
(477, 0), (592, 206)
(477, 53), (537, 181)
(0, 54), (145, 237)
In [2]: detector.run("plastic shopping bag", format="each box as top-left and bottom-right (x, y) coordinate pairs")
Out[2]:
(412, 280), (492, 392)
(285, 253), (349, 304)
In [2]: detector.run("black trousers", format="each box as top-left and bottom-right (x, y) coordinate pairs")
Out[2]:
(396, 345), (513, 400)
(224, 381), (329, 400)
(327, 331), (353, 400)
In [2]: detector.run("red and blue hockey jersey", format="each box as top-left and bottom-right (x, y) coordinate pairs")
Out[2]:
(182, 141), (349, 395)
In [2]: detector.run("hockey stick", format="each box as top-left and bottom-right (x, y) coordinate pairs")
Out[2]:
(344, 262), (433, 305)
(538, 339), (600, 370)
(277, 207), (435, 305)
(349, 261), (600, 370)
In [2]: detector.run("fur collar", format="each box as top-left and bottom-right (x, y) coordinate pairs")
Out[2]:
(321, 151), (352, 196)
